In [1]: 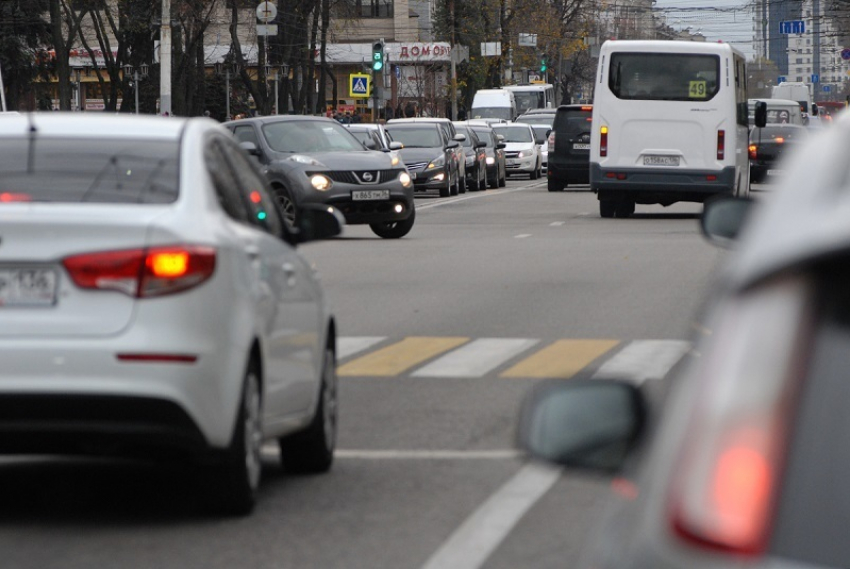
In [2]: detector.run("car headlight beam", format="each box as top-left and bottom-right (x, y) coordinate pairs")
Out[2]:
(311, 174), (332, 191)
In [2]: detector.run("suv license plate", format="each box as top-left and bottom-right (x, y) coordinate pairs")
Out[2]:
(0, 267), (58, 307)
(572, 143), (590, 150)
(352, 189), (390, 201)
(643, 155), (680, 166)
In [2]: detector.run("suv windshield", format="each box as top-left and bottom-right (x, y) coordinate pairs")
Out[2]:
(609, 53), (720, 101)
(553, 107), (593, 135)
(262, 120), (365, 153)
(0, 138), (179, 203)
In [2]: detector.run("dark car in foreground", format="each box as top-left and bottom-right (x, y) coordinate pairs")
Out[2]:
(518, 119), (850, 567)
(749, 124), (808, 184)
(546, 104), (593, 192)
(225, 116), (415, 239)
(384, 122), (462, 197)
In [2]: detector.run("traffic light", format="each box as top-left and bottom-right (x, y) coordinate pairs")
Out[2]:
(540, 55), (548, 73)
(372, 41), (384, 72)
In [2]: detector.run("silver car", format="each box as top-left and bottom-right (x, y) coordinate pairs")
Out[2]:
(0, 113), (342, 516)
(518, 120), (850, 567)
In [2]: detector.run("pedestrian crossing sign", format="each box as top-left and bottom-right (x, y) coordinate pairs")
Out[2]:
(349, 73), (371, 98)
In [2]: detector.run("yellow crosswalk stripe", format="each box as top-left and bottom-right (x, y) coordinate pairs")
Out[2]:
(499, 339), (620, 378)
(339, 336), (469, 377)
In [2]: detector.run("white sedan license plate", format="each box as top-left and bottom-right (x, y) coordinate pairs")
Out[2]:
(572, 143), (590, 150)
(643, 155), (680, 166)
(352, 189), (390, 201)
(506, 160), (517, 166)
(0, 267), (58, 307)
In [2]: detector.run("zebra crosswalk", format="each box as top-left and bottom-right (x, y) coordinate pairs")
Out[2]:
(337, 336), (692, 383)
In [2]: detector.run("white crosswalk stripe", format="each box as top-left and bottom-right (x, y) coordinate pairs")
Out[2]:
(412, 338), (540, 378)
(338, 336), (691, 382)
(591, 339), (692, 384)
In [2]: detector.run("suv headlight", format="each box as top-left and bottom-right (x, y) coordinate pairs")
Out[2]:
(427, 155), (445, 169)
(311, 174), (332, 191)
(398, 171), (412, 187)
(518, 150), (530, 158)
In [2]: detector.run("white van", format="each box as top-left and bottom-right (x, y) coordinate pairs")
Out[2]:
(471, 89), (517, 122)
(771, 81), (814, 115)
(503, 84), (555, 115)
(589, 40), (752, 218)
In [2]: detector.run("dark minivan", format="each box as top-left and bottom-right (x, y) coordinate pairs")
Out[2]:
(546, 104), (593, 192)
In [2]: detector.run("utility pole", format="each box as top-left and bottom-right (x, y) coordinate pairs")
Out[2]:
(160, 0), (172, 115)
(0, 60), (7, 112)
(450, 0), (457, 120)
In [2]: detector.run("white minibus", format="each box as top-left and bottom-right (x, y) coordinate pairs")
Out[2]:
(504, 84), (555, 115)
(590, 40), (752, 218)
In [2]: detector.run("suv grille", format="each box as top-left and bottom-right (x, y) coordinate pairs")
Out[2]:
(310, 170), (398, 184)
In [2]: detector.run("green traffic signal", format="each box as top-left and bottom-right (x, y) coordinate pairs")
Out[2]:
(372, 41), (384, 71)
(540, 57), (547, 73)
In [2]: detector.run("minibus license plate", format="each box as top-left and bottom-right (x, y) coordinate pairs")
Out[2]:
(572, 143), (590, 150)
(644, 155), (680, 166)
(352, 189), (390, 201)
(767, 170), (784, 176)
(0, 267), (57, 307)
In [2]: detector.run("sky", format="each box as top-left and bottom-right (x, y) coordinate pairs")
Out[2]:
(653, 0), (755, 59)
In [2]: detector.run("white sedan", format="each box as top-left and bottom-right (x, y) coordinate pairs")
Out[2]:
(492, 123), (543, 180)
(0, 113), (343, 515)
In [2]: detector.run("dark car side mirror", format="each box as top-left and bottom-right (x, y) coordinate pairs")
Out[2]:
(291, 204), (345, 244)
(475, 141), (487, 149)
(496, 142), (506, 149)
(754, 101), (768, 128)
(812, 103), (819, 117)
(700, 196), (755, 248)
(517, 379), (646, 473)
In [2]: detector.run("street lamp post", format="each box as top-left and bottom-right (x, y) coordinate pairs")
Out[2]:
(216, 62), (241, 120)
(123, 63), (149, 114)
(74, 68), (82, 111)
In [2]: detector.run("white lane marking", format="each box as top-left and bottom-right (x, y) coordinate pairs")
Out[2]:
(549, 221), (565, 226)
(337, 336), (386, 360)
(420, 462), (561, 569)
(416, 186), (531, 210)
(591, 339), (691, 384)
(412, 338), (539, 378)
(335, 449), (522, 460)
(514, 234), (531, 239)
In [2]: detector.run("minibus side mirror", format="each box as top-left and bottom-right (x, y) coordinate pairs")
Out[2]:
(754, 101), (767, 128)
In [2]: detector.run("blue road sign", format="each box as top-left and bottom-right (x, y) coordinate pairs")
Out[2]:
(823, 85), (831, 93)
(778, 76), (787, 83)
(842, 48), (850, 61)
(812, 74), (819, 84)
(779, 20), (805, 34)
(349, 73), (371, 98)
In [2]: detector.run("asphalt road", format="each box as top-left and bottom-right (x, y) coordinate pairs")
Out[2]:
(0, 177), (733, 569)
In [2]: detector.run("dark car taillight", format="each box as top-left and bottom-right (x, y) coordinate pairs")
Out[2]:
(63, 245), (216, 298)
(749, 144), (758, 160)
(548, 131), (556, 153)
(667, 277), (811, 556)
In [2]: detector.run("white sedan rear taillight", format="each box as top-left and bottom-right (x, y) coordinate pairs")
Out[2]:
(63, 246), (216, 298)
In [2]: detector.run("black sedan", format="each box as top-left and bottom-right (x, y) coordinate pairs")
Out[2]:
(224, 116), (415, 239)
(453, 123), (489, 191)
(384, 122), (461, 197)
(468, 124), (507, 189)
(748, 123), (808, 184)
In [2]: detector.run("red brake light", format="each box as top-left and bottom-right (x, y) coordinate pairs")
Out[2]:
(667, 277), (810, 556)
(748, 144), (757, 160)
(774, 137), (785, 144)
(0, 192), (32, 202)
(581, 105), (593, 112)
(717, 130), (725, 160)
(600, 126), (608, 157)
(547, 131), (555, 152)
(63, 246), (216, 298)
